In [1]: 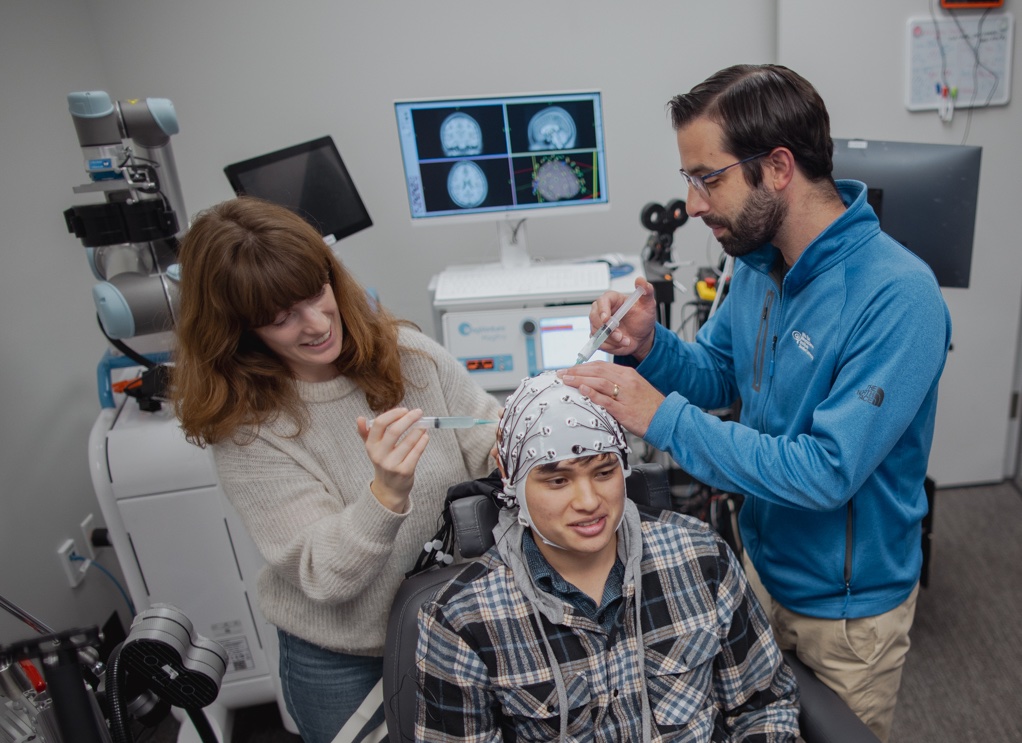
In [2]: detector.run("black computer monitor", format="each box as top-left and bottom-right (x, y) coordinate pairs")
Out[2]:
(224, 136), (372, 244)
(394, 91), (609, 265)
(831, 138), (981, 288)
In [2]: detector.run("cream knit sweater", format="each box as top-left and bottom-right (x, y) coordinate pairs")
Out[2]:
(214, 328), (501, 656)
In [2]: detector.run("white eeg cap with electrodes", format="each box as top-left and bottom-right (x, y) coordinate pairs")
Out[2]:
(496, 372), (631, 544)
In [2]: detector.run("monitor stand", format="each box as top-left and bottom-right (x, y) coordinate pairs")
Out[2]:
(496, 218), (530, 268)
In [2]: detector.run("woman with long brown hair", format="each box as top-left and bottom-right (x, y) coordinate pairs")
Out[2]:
(172, 196), (499, 743)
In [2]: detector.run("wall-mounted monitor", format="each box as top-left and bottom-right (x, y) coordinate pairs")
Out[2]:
(394, 91), (609, 266)
(224, 136), (372, 245)
(831, 138), (981, 288)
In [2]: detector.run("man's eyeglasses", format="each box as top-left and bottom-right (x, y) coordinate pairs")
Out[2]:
(680, 151), (770, 199)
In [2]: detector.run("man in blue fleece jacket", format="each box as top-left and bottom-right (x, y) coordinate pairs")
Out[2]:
(561, 64), (951, 742)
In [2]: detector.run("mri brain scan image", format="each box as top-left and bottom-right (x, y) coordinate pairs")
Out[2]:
(440, 112), (484, 156)
(533, 157), (584, 201)
(528, 107), (576, 151)
(447, 160), (488, 208)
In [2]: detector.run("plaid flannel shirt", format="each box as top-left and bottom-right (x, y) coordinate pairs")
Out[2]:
(415, 506), (799, 742)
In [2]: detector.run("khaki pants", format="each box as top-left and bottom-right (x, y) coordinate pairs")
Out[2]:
(743, 556), (917, 743)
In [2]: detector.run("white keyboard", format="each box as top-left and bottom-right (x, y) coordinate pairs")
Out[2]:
(434, 262), (610, 306)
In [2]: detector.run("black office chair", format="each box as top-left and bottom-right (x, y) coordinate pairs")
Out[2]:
(782, 650), (880, 743)
(382, 463), (879, 743)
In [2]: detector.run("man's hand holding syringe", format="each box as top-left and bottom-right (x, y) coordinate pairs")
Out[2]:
(575, 279), (658, 363)
(560, 278), (665, 438)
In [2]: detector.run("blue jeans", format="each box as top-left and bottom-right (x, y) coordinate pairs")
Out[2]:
(277, 629), (385, 743)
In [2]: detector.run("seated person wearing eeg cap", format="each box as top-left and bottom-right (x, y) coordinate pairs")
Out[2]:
(415, 372), (799, 741)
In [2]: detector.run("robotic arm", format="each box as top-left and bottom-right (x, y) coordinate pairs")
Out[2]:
(64, 91), (186, 342)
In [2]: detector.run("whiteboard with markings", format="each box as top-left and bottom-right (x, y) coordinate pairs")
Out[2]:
(906, 13), (1013, 111)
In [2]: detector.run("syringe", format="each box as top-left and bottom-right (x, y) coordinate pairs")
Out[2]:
(575, 285), (646, 365)
(365, 416), (498, 429)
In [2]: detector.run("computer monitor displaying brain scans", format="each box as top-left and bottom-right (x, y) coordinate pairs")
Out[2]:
(394, 91), (608, 220)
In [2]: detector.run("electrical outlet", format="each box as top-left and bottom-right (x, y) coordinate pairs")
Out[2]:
(80, 513), (95, 560)
(57, 538), (87, 588)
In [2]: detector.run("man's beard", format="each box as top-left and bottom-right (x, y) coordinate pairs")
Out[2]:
(707, 186), (787, 258)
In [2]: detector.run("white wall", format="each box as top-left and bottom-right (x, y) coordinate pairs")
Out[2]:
(0, 1), (137, 643)
(778, 0), (1022, 487)
(0, 0), (776, 640)
(79, 0), (776, 328)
